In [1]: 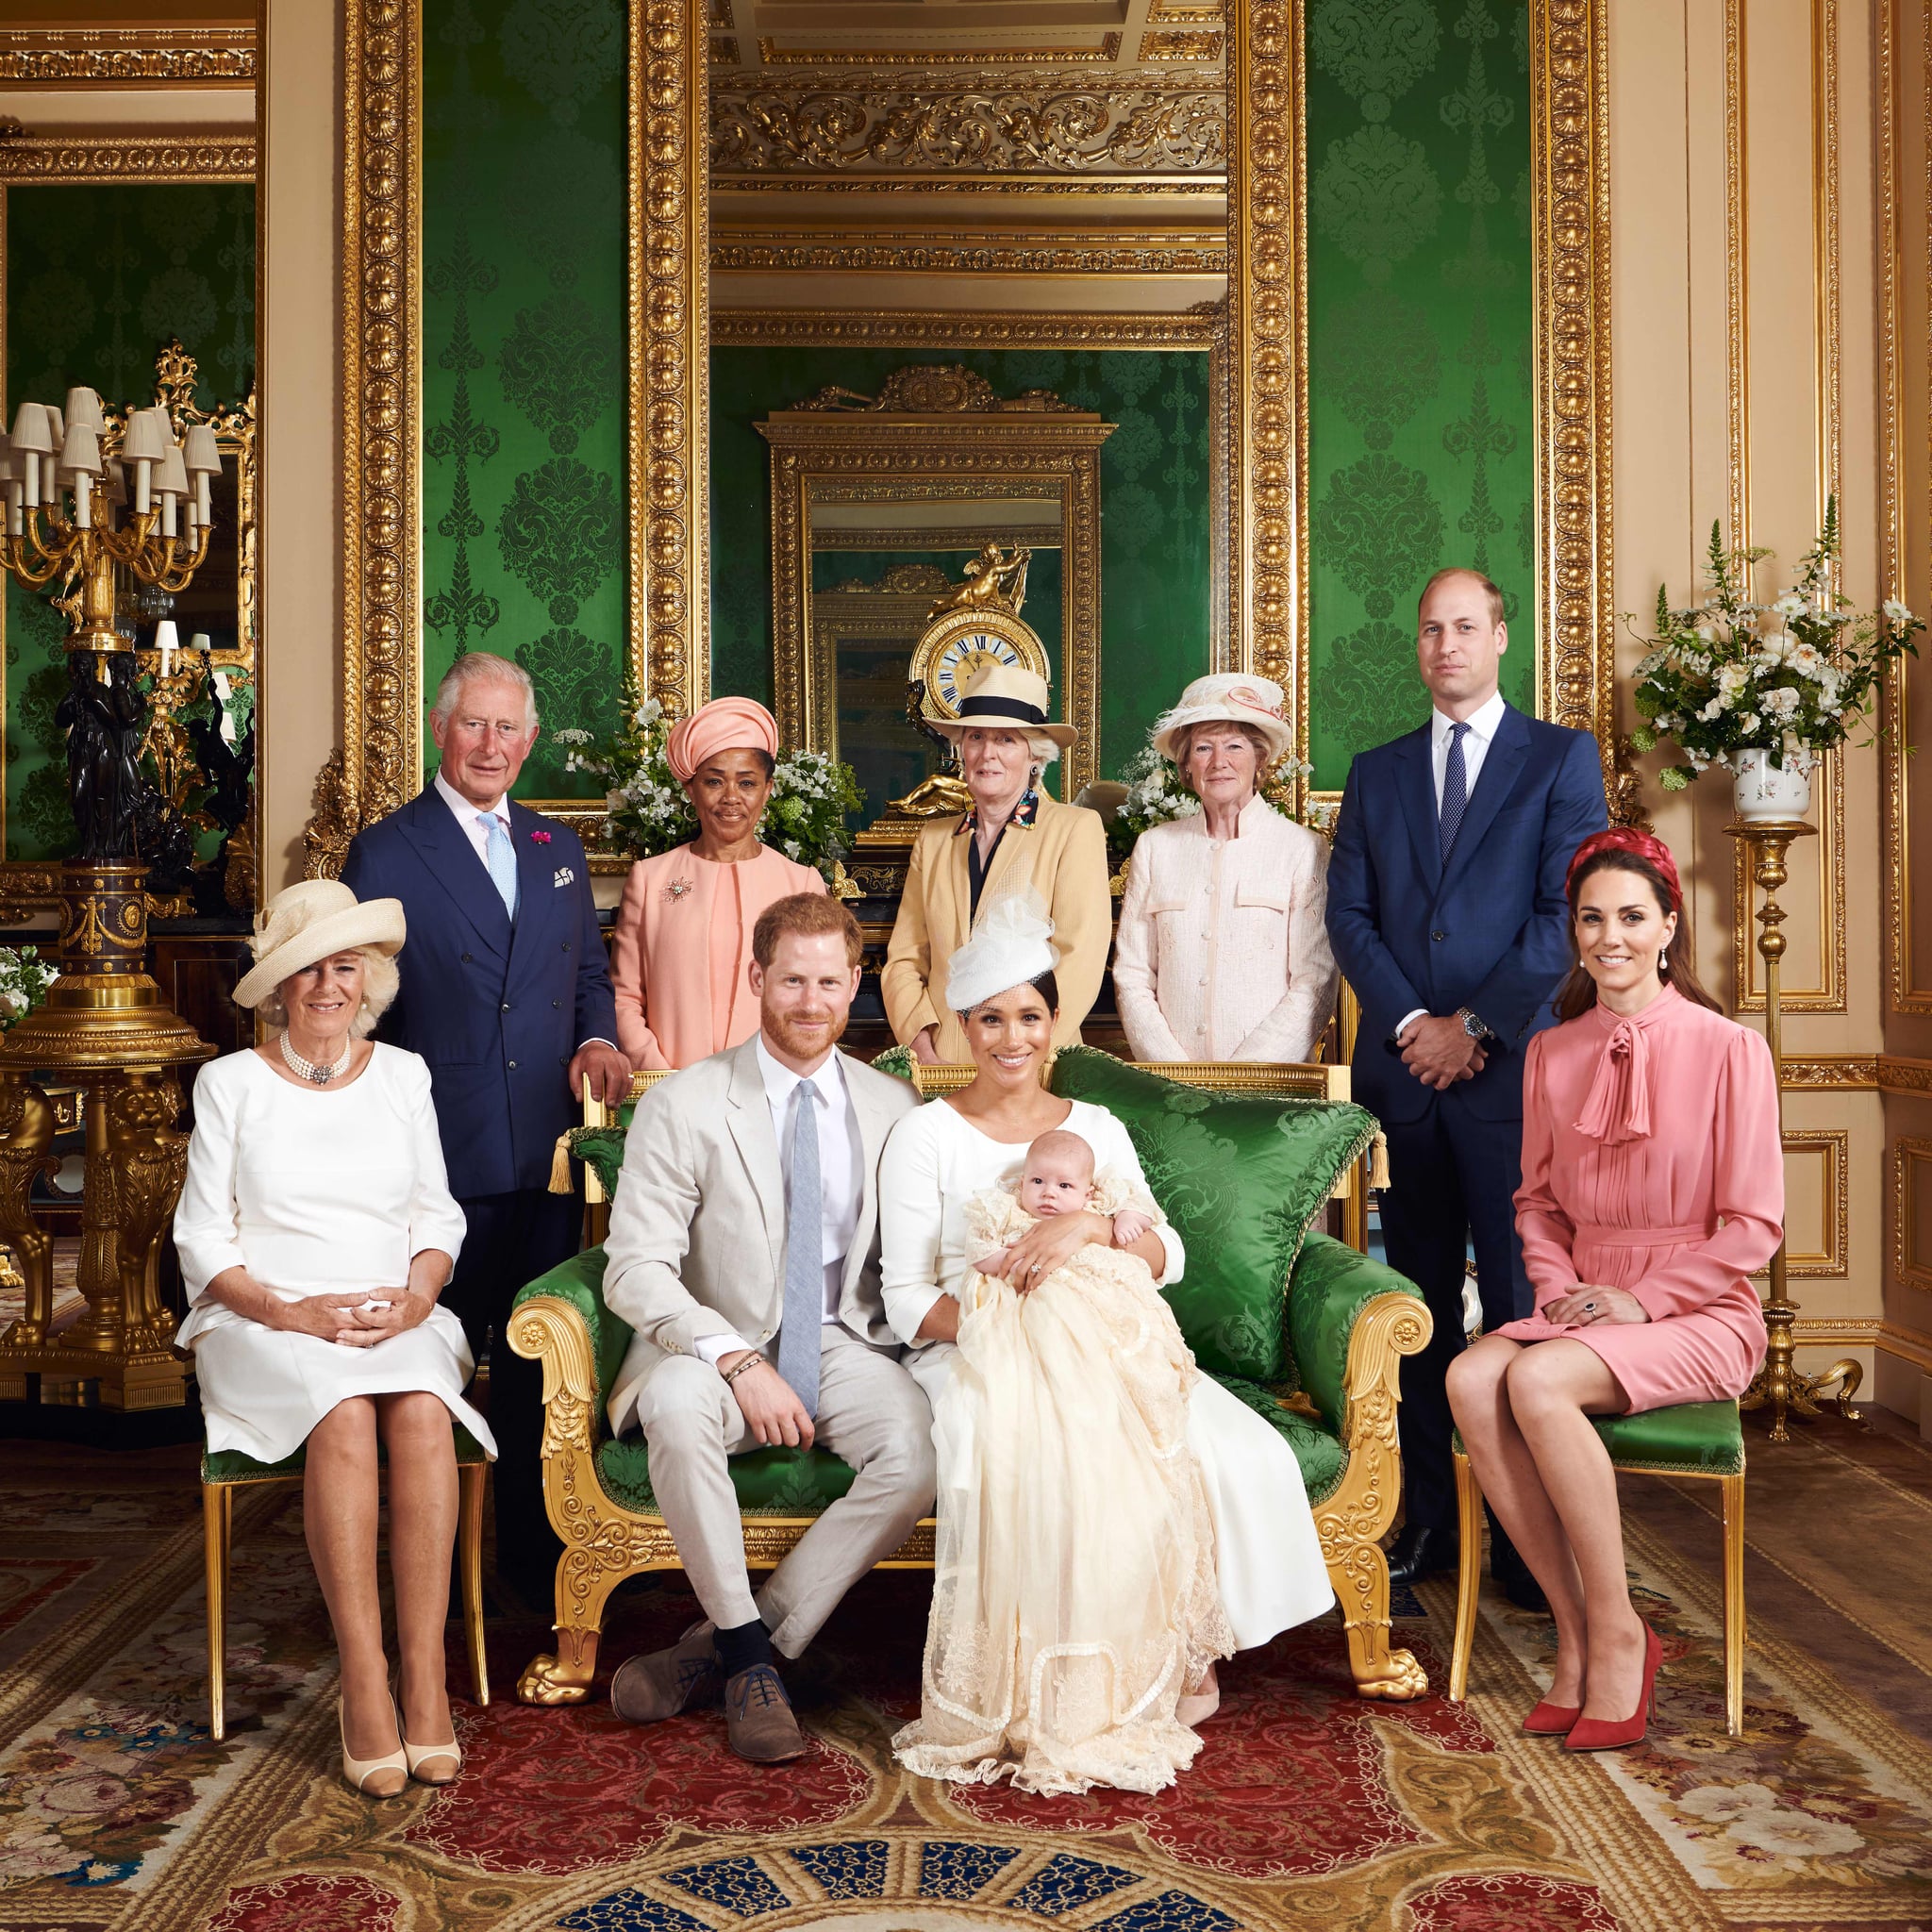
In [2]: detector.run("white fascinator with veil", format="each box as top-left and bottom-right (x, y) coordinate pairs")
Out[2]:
(942, 889), (1059, 1016)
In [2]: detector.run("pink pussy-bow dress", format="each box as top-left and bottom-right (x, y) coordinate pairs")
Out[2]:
(1493, 985), (1782, 1412)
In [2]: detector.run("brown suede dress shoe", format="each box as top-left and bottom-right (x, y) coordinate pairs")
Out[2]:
(724, 1663), (806, 1762)
(609, 1621), (723, 1724)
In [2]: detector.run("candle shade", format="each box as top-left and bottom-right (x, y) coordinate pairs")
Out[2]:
(181, 423), (220, 475)
(156, 437), (189, 502)
(152, 620), (179, 656)
(9, 402), (50, 456)
(189, 631), (211, 652)
(58, 421), (102, 477)
(119, 408), (165, 466)
(62, 387), (105, 437)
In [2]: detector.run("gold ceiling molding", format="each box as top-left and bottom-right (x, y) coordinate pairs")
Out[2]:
(1149, 0), (1224, 17)
(0, 136), (256, 183)
(710, 309), (1218, 347)
(710, 175), (1225, 196)
(709, 85), (1224, 175)
(711, 224), (1224, 275)
(1779, 1056), (1879, 1090)
(0, 26), (255, 88)
(634, 0), (713, 716)
(1140, 30), (1224, 61)
(755, 36), (1125, 68)
(1528, 0), (1618, 795)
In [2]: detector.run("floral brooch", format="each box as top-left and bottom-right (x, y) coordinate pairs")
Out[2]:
(663, 874), (694, 904)
(530, 828), (552, 845)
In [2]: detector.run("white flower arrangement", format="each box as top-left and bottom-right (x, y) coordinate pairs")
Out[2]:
(0, 945), (58, 1029)
(552, 683), (862, 883)
(1630, 502), (1923, 789)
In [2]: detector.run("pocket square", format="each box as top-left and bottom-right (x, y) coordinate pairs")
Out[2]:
(553, 866), (576, 888)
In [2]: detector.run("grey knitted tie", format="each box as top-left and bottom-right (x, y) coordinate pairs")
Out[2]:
(774, 1080), (823, 1418)
(1439, 720), (1472, 863)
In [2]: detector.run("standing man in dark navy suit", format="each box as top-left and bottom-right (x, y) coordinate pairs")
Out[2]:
(341, 653), (630, 1599)
(1326, 569), (1607, 1601)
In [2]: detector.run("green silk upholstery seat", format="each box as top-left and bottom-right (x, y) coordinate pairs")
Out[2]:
(1590, 1400), (1744, 1475)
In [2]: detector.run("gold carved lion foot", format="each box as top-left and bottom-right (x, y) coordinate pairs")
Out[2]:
(1348, 1642), (1431, 1703)
(517, 1647), (598, 1707)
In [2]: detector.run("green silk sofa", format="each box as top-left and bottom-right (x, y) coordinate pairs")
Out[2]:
(508, 1051), (1434, 1707)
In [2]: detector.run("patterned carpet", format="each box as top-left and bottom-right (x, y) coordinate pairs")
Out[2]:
(5, 1430), (1932, 1931)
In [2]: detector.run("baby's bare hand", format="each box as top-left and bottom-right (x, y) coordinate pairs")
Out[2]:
(1111, 1210), (1153, 1246)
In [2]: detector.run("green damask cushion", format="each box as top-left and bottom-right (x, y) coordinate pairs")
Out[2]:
(203, 1422), (491, 1485)
(871, 1044), (918, 1083)
(596, 1440), (858, 1517)
(1289, 1232), (1425, 1429)
(1593, 1400), (1743, 1475)
(571, 1124), (627, 1201)
(1048, 1046), (1376, 1384)
(1212, 1373), (1346, 1506)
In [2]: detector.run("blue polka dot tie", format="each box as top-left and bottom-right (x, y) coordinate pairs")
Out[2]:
(1439, 721), (1472, 864)
(484, 811), (520, 921)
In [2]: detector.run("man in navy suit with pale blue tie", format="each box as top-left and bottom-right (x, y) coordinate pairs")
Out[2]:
(1327, 568), (1607, 1602)
(341, 653), (630, 1598)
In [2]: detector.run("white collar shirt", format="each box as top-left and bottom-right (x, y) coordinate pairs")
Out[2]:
(1427, 689), (1507, 813)
(755, 1033), (865, 1325)
(434, 768), (511, 868)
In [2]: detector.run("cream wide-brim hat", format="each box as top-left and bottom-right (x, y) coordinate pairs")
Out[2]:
(925, 664), (1077, 750)
(1151, 673), (1295, 767)
(233, 879), (407, 1010)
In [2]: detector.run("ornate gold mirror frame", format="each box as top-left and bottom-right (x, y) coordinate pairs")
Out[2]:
(759, 379), (1113, 808)
(1225, 0), (1616, 809)
(0, 136), (258, 914)
(313, 0), (708, 874)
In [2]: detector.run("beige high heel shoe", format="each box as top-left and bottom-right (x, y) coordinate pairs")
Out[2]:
(339, 1694), (409, 1797)
(398, 1695), (462, 1786)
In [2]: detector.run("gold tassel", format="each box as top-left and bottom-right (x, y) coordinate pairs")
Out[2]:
(1369, 1131), (1391, 1191)
(548, 1132), (575, 1194)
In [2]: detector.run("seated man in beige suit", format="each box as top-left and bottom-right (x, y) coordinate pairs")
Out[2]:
(602, 892), (930, 1763)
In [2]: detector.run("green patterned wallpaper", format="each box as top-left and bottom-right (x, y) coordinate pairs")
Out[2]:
(3, 181), (257, 858)
(709, 347), (1211, 781)
(1306, 0), (1535, 789)
(422, 0), (627, 802)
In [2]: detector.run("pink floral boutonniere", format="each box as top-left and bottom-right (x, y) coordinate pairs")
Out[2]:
(530, 828), (552, 845)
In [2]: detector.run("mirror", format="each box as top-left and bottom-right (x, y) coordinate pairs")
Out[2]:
(759, 364), (1113, 858)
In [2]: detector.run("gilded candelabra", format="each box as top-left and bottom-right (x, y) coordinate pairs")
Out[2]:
(0, 383), (223, 1411)
(1727, 818), (1862, 1441)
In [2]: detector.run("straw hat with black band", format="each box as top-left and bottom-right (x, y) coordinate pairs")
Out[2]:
(925, 665), (1077, 751)
(234, 880), (407, 1012)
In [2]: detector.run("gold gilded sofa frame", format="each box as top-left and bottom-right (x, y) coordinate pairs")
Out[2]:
(509, 1058), (1429, 1707)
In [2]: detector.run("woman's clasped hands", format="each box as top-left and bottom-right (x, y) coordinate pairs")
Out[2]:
(974, 1208), (1112, 1294)
(1541, 1284), (1651, 1327)
(275, 1290), (435, 1348)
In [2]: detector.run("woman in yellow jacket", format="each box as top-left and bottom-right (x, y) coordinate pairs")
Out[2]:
(883, 665), (1111, 1065)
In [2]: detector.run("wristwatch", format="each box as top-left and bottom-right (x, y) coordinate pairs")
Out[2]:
(1456, 1007), (1494, 1042)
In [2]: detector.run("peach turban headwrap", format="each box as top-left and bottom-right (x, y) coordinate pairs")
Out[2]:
(665, 696), (780, 784)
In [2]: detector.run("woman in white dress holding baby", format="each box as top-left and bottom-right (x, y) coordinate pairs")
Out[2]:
(879, 895), (1333, 1796)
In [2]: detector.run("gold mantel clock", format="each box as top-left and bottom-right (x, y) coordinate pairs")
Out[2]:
(910, 604), (1050, 721)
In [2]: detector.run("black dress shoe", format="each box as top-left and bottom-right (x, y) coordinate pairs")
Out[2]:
(1385, 1523), (1459, 1588)
(1491, 1549), (1550, 1614)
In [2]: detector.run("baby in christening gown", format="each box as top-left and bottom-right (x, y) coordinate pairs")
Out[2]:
(892, 1130), (1234, 1798)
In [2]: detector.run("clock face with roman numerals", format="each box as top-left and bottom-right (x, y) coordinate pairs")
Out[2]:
(909, 607), (1050, 720)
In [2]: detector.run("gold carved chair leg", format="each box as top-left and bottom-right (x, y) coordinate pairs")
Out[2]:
(1449, 1449), (1483, 1704)
(0, 1074), (57, 1366)
(1323, 1293), (1432, 1701)
(458, 1460), (491, 1708)
(203, 1484), (233, 1743)
(1721, 1472), (1745, 1739)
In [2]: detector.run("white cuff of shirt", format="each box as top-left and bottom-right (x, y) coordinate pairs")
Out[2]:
(1394, 1008), (1428, 1043)
(577, 1037), (618, 1053)
(693, 1331), (758, 1370)
(887, 1283), (945, 1350)
(1152, 1224), (1183, 1288)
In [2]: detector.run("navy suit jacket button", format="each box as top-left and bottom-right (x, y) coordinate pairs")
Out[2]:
(1431, 930), (1446, 941)
(508, 1059), (517, 1070)
(501, 1001), (510, 1011)
(552, 1000), (561, 1009)
(462, 952), (475, 963)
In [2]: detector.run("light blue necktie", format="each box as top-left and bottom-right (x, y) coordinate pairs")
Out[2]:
(775, 1080), (823, 1418)
(1439, 721), (1472, 864)
(484, 811), (520, 921)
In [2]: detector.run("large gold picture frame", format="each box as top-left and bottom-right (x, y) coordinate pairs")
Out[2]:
(323, 1), (1614, 861)
(0, 137), (258, 913)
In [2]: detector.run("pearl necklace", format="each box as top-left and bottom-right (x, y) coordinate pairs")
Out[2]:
(279, 1030), (353, 1086)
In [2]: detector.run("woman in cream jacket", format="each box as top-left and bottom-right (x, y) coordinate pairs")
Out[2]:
(1113, 675), (1337, 1064)
(882, 665), (1110, 1065)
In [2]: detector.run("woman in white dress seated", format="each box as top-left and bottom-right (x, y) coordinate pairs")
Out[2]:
(174, 880), (494, 1800)
(879, 894), (1333, 1793)
(1112, 674), (1337, 1064)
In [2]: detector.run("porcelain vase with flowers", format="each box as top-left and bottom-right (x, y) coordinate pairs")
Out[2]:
(1628, 499), (1922, 823)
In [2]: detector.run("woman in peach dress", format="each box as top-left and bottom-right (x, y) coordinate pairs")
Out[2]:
(609, 696), (824, 1070)
(1447, 827), (1782, 1754)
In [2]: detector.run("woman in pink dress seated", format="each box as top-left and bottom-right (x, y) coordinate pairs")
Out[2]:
(609, 696), (825, 1070)
(1447, 827), (1782, 1753)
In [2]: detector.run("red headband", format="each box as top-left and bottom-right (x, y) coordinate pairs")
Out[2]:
(1564, 827), (1683, 910)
